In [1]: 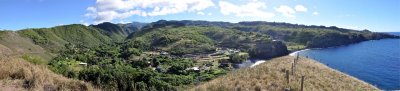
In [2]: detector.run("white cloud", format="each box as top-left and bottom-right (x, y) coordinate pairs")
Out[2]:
(207, 12), (212, 15)
(275, 5), (296, 18)
(218, 1), (275, 18)
(197, 12), (205, 15)
(345, 26), (361, 30)
(79, 20), (89, 26)
(85, 0), (215, 24)
(295, 5), (307, 12)
(275, 5), (309, 18)
(312, 11), (319, 15)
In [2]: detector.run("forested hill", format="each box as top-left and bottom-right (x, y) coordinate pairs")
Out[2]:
(135, 20), (399, 50)
(0, 22), (145, 60)
(126, 26), (287, 59)
(1, 20), (398, 59)
(90, 22), (147, 40)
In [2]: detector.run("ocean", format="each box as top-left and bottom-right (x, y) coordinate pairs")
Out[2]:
(296, 32), (400, 90)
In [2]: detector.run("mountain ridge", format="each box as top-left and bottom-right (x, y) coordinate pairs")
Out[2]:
(1, 20), (398, 60)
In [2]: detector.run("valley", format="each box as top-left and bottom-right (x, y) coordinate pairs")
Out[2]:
(0, 20), (398, 90)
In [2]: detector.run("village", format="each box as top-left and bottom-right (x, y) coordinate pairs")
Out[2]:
(138, 47), (249, 73)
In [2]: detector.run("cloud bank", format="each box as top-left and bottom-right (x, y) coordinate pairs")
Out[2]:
(85, 0), (214, 24)
(275, 5), (308, 18)
(218, 1), (275, 18)
(275, 5), (296, 18)
(84, 0), (312, 24)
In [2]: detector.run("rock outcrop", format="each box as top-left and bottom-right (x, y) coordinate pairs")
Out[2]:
(249, 41), (288, 59)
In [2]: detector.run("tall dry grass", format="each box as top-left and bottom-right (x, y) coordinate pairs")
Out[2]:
(189, 56), (379, 91)
(0, 56), (96, 91)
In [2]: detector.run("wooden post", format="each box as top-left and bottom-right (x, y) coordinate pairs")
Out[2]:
(291, 63), (294, 75)
(293, 59), (295, 64)
(301, 76), (305, 91)
(286, 70), (289, 84)
(296, 54), (299, 61)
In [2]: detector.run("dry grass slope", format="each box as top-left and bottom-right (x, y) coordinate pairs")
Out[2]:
(0, 56), (96, 91)
(190, 56), (379, 91)
(0, 31), (53, 60)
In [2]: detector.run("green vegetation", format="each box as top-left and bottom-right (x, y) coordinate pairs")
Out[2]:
(0, 30), (7, 39)
(91, 22), (140, 41)
(17, 24), (113, 52)
(48, 43), (228, 90)
(0, 56), (93, 91)
(128, 26), (219, 55)
(229, 53), (249, 63)
(128, 25), (285, 58)
(286, 42), (307, 52)
(42, 24), (286, 90)
(21, 54), (47, 65)
(233, 22), (398, 49)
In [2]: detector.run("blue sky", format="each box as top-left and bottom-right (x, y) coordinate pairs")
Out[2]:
(0, 0), (399, 32)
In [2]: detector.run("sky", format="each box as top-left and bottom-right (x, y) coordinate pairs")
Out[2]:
(0, 0), (399, 32)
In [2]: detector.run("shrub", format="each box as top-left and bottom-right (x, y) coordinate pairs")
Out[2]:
(21, 54), (46, 65)
(229, 53), (249, 63)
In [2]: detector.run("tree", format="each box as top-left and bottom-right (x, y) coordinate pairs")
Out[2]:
(229, 53), (249, 63)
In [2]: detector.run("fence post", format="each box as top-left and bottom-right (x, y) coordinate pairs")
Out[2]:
(291, 63), (294, 75)
(301, 76), (305, 91)
(293, 59), (296, 66)
(286, 70), (289, 84)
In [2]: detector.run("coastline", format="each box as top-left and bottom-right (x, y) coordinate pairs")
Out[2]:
(289, 38), (400, 56)
(289, 49), (310, 56)
(250, 48), (332, 68)
(287, 48), (381, 90)
(288, 39), (400, 90)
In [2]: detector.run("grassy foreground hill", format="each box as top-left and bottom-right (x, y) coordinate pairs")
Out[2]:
(0, 55), (95, 91)
(190, 56), (378, 91)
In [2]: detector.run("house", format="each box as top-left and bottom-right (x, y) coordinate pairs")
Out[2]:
(79, 62), (88, 66)
(227, 48), (240, 54)
(160, 51), (169, 55)
(189, 67), (200, 72)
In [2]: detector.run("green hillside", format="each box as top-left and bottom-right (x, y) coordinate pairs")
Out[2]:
(130, 20), (398, 51)
(17, 24), (113, 52)
(37, 24), (287, 90)
(234, 21), (399, 51)
(90, 22), (145, 41)
(127, 25), (287, 58)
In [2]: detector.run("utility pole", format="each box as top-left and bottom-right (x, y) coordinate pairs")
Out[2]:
(301, 76), (305, 91)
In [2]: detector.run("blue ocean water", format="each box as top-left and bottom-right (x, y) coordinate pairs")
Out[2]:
(297, 32), (400, 90)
